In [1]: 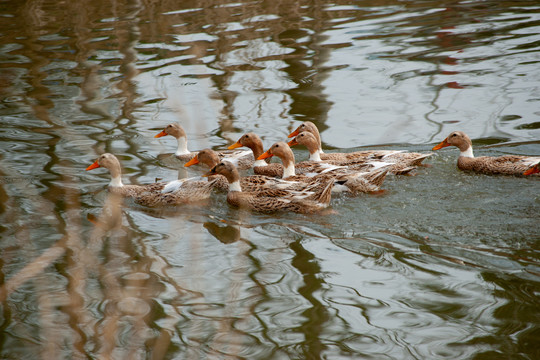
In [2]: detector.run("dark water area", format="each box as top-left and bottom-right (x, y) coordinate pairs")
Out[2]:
(0, 0), (539, 359)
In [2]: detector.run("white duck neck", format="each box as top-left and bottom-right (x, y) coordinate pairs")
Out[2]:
(109, 176), (124, 187)
(253, 159), (268, 167)
(175, 137), (190, 156)
(229, 180), (242, 192)
(282, 163), (296, 178)
(460, 146), (474, 158)
(308, 150), (322, 162)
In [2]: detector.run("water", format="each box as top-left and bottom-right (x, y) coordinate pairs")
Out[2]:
(0, 0), (539, 359)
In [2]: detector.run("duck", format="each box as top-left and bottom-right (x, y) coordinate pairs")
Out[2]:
(288, 131), (416, 174)
(288, 121), (325, 153)
(203, 161), (334, 214)
(86, 153), (217, 206)
(135, 177), (218, 207)
(288, 121), (431, 173)
(227, 132), (273, 173)
(524, 162), (539, 176)
(184, 148), (331, 193)
(227, 133), (366, 178)
(258, 142), (389, 194)
(432, 131), (540, 176)
(154, 123), (197, 161)
(155, 123), (254, 166)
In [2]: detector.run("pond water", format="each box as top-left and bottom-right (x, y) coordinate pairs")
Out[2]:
(0, 0), (539, 359)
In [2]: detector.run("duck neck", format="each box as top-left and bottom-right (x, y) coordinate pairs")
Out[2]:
(229, 180), (242, 192)
(308, 150), (322, 162)
(109, 176), (124, 188)
(459, 146), (474, 158)
(253, 159), (268, 167)
(108, 164), (124, 187)
(250, 140), (265, 160)
(175, 137), (190, 156)
(282, 160), (296, 178)
(224, 167), (242, 192)
(315, 133), (324, 153)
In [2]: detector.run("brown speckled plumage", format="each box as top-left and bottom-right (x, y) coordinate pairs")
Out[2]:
(457, 156), (540, 175)
(134, 179), (217, 206)
(108, 183), (166, 197)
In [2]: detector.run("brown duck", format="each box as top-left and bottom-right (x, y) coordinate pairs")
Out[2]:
(227, 132), (275, 174)
(185, 148), (333, 194)
(203, 161), (334, 214)
(288, 121), (431, 172)
(288, 131), (420, 175)
(155, 123), (253, 166)
(432, 131), (540, 176)
(86, 153), (217, 206)
(258, 142), (389, 194)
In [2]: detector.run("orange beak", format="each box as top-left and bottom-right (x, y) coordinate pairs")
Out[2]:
(228, 141), (243, 150)
(432, 138), (450, 151)
(523, 165), (539, 176)
(257, 150), (274, 160)
(287, 138), (298, 147)
(288, 128), (300, 138)
(86, 160), (100, 171)
(154, 130), (168, 138)
(184, 155), (200, 167)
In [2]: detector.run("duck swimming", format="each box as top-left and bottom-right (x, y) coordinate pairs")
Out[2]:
(185, 148), (330, 194)
(288, 121), (431, 173)
(432, 131), (540, 176)
(258, 142), (389, 194)
(227, 132), (273, 173)
(203, 161), (334, 214)
(288, 131), (419, 175)
(154, 123), (197, 161)
(86, 153), (217, 206)
(155, 123), (253, 166)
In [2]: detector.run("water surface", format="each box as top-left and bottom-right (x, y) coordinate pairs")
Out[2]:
(0, 0), (539, 359)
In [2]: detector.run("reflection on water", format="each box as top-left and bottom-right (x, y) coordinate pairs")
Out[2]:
(0, 0), (539, 358)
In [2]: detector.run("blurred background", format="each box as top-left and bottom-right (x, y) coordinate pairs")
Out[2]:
(0, 0), (539, 359)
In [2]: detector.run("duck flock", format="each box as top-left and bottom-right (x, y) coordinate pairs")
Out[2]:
(86, 122), (540, 214)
